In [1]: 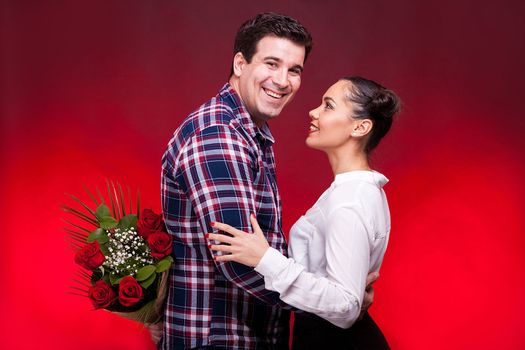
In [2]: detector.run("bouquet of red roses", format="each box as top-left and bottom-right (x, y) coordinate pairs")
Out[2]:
(64, 182), (173, 324)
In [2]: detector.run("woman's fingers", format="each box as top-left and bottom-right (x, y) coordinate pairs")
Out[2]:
(206, 217), (265, 267)
(207, 232), (235, 244)
(249, 214), (263, 235)
(214, 253), (235, 262)
(209, 244), (233, 253)
(211, 221), (244, 236)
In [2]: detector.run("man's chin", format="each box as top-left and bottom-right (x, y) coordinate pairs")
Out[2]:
(262, 106), (285, 119)
(251, 105), (285, 125)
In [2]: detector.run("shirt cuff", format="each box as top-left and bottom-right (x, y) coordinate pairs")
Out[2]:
(255, 247), (289, 278)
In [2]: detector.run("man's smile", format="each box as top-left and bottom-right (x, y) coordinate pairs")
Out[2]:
(263, 88), (286, 99)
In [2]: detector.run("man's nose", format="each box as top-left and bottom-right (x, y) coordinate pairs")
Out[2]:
(272, 69), (289, 89)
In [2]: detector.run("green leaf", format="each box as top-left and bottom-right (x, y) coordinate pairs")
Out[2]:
(128, 186), (133, 216)
(140, 272), (157, 289)
(99, 243), (110, 256)
(87, 228), (109, 244)
(156, 256), (174, 273)
(109, 273), (124, 285)
(83, 184), (99, 207)
(136, 265), (156, 282)
(118, 214), (137, 230)
(61, 204), (98, 226)
(64, 193), (97, 217)
(62, 218), (91, 233)
(64, 228), (88, 242)
(91, 268), (103, 284)
(117, 182), (126, 216)
(106, 180), (116, 219)
(95, 204), (112, 221)
(136, 190), (141, 218)
(95, 187), (105, 206)
(99, 216), (118, 229)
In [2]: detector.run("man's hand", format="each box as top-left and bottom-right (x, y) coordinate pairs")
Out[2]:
(146, 322), (163, 344)
(358, 271), (380, 320)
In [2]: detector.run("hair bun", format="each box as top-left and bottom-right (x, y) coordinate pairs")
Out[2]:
(369, 89), (401, 120)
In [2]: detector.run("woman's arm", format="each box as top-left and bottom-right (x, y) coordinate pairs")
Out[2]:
(208, 209), (376, 329)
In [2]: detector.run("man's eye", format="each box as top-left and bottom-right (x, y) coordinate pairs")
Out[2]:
(266, 62), (277, 68)
(290, 69), (302, 76)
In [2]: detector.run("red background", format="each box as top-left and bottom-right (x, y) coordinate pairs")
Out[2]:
(2, 1), (524, 349)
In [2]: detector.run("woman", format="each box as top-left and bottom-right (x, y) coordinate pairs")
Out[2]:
(207, 76), (400, 349)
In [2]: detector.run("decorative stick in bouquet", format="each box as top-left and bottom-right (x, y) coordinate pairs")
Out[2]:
(63, 181), (173, 325)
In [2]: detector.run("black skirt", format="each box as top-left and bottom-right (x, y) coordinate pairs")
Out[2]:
(292, 312), (390, 350)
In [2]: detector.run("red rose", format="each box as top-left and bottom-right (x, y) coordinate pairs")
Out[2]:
(137, 209), (165, 239)
(88, 280), (116, 309)
(118, 276), (144, 307)
(74, 241), (105, 270)
(147, 231), (173, 259)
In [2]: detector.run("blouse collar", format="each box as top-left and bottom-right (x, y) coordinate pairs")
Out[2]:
(334, 170), (389, 188)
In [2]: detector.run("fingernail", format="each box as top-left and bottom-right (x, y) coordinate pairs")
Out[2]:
(250, 213), (255, 219)
(207, 244), (212, 249)
(205, 233), (210, 239)
(210, 222), (216, 227)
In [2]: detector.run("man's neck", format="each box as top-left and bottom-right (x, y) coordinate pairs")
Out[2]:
(229, 76), (266, 128)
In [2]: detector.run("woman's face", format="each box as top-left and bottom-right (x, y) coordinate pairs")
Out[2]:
(306, 80), (358, 152)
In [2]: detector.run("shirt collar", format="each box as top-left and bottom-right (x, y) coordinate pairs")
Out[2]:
(219, 83), (275, 146)
(334, 170), (389, 188)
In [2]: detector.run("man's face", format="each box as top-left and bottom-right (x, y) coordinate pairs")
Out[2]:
(233, 36), (305, 126)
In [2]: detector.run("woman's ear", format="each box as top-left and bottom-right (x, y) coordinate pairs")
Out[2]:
(232, 52), (246, 77)
(352, 119), (373, 137)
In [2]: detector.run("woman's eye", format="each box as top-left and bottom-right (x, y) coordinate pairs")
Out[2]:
(324, 103), (333, 110)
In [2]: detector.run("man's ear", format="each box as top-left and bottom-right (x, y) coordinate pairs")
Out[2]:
(232, 52), (246, 77)
(353, 119), (373, 137)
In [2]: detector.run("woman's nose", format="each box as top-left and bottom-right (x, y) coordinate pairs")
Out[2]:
(309, 108), (318, 120)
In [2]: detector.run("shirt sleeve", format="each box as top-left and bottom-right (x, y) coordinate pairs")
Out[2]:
(254, 206), (371, 328)
(176, 123), (288, 307)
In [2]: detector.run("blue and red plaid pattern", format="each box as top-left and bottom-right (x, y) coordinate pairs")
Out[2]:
(160, 84), (290, 349)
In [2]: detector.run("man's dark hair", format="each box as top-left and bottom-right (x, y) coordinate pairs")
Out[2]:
(230, 12), (313, 76)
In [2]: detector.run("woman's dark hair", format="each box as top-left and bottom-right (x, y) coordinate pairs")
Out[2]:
(230, 13), (313, 76)
(341, 76), (401, 154)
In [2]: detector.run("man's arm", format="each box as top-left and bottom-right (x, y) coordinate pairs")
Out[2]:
(175, 123), (289, 306)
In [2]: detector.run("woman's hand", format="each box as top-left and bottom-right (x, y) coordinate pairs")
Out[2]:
(207, 214), (270, 267)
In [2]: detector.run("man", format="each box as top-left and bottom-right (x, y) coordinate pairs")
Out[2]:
(159, 13), (375, 349)
(159, 13), (311, 349)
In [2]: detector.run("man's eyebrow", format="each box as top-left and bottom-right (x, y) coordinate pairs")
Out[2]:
(264, 56), (304, 72)
(291, 64), (304, 72)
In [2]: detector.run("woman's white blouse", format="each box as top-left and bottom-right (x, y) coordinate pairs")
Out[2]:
(254, 170), (390, 329)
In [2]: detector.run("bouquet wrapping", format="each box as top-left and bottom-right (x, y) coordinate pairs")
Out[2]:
(65, 182), (173, 324)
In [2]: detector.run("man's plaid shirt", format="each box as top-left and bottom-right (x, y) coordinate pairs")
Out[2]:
(160, 83), (290, 349)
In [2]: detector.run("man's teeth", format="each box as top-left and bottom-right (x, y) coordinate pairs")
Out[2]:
(264, 89), (283, 99)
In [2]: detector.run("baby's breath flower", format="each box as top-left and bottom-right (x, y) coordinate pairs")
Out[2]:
(103, 227), (154, 277)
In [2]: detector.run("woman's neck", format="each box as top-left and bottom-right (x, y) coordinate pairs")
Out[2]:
(327, 146), (370, 176)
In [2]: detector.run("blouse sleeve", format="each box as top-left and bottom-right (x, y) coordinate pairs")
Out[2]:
(254, 206), (371, 328)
